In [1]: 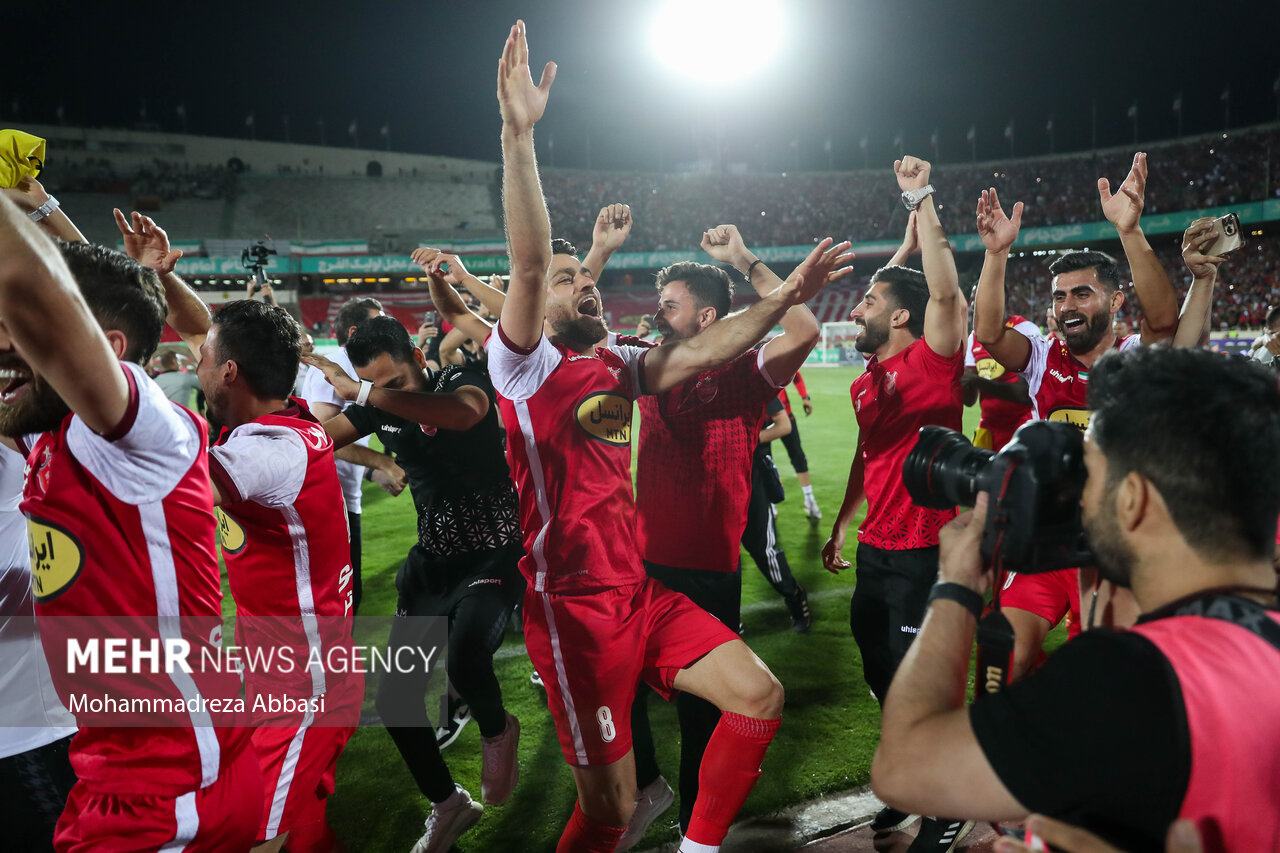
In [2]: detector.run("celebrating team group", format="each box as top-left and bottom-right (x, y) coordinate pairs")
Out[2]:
(0, 17), (1276, 853)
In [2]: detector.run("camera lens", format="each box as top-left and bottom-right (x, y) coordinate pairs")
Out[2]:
(903, 426), (995, 510)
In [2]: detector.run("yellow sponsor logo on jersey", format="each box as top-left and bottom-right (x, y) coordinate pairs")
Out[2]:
(576, 391), (632, 446)
(975, 357), (1007, 381)
(1047, 408), (1091, 432)
(27, 518), (84, 603)
(215, 508), (247, 555)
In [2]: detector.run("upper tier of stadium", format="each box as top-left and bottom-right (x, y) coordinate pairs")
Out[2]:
(26, 120), (1280, 255)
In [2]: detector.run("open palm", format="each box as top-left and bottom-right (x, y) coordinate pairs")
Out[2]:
(975, 188), (1023, 254)
(497, 20), (557, 134)
(1099, 152), (1146, 233)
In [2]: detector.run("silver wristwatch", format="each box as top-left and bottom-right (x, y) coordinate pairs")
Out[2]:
(900, 185), (935, 211)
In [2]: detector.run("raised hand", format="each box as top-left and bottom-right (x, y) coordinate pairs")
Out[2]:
(1099, 152), (1147, 234)
(113, 209), (183, 274)
(410, 247), (469, 286)
(699, 224), (751, 266)
(497, 20), (557, 135)
(976, 188), (1024, 255)
(592, 203), (633, 253)
(780, 238), (855, 305)
(301, 352), (360, 401)
(894, 155), (931, 192)
(1180, 218), (1226, 280)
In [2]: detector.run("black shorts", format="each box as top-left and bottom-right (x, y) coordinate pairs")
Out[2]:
(643, 560), (742, 633)
(396, 541), (524, 615)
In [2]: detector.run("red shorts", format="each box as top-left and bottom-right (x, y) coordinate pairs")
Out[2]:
(1000, 568), (1081, 639)
(54, 744), (262, 853)
(524, 576), (739, 766)
(250, 676), (361, 847)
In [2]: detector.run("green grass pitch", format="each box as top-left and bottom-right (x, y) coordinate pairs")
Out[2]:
(281, 366), (1050, 851)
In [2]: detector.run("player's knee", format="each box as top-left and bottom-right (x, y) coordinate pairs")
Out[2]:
(737, 669), (785, 719)
(578, 783), (636, 826)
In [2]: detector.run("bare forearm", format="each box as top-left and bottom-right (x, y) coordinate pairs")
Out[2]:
(916, 198), (959, 297)
(582, 245), (613, 282)
(162, 271), (212, 356)
(971, 377), (1032, 405)
(39, 209), (87, 243)
(1172, 275), (1216, 348)
(334, 443), (394, 470)
(499, 129), (551, 345)
(365, 387), (486, 431)
(833, 453), (866, 534)
(1120, 229), (1177, 338)
(652, 289), (789, 389)
(460, 272), (508, 318)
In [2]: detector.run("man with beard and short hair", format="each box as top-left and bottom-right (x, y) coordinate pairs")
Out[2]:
(972, 155), (1181, 431)
(300, 296), (407, 616)
(185, 298), (363, 853)
(304, 315), (523, 853)
(0, 201), (259, 852)
(491, 21), (852, 853)
(821, 155), (974, 851)
(871, 346), (1280, 853)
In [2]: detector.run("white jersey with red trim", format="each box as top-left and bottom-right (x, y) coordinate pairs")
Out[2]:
(487, 325), (649, 594)
(208, 402), (356, 698)
(1019, 333), (1141, 429)
(21, 361), (248, 796)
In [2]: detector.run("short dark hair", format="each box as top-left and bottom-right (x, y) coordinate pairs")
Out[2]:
(334, 297), (383, 346)
(1049, 250), (1122, 292)
(210, 300), (301, 399)
(347, 315), (418, 368)
(1266, 306), (1280, 330)
(1088, 347), (1280, 562)
(654, 261), (734, 319)
(870, 265), (929, 339)
(58, 242), (167, 365)
(551, 238), (578, 257)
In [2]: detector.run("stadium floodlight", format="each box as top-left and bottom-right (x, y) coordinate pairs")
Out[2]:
(651, 0), (783, 84)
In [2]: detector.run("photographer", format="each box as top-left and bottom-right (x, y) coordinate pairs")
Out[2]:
(871, 346), (1280, 853)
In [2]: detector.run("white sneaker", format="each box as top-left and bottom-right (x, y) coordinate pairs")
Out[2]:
(481, 713), (520, 805)
(804, 495), (822, 522)
(530, 669), (545, 689)
(410, 786), (483, 853)
(616, 776), (675, 852)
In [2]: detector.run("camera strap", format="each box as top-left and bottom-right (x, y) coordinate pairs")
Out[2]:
(975, 610), (1016, 699)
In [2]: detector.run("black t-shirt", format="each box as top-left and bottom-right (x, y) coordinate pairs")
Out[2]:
(342, 364), (520, 557)
(968, 627), (1190, 853)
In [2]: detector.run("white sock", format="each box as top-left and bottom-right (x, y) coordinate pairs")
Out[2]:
(801, 484), (815, 499)
(678, 839), (718, 853)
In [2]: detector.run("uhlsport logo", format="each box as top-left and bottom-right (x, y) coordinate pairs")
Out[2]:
(1047, 407), (1090, 431)
(576, 391), (632, 446)
(215, 508), (248, 554)
(27, 517), (84, 603)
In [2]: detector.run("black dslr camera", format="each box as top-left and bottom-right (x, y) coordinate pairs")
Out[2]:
(241, 241), (278, 290)
(903, 421), (1094, 574)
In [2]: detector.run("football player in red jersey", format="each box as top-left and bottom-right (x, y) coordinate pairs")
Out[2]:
(0, 199), (260, 852)
(821, 154), (974, 850)
(491, 21), (852, 853)
(971, 178), (1216, 681)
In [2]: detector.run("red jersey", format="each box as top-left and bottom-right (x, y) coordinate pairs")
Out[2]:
(208, 402), (357, 698)
(777, 371), (808, 415)
(1019, 332), (1140, 430)
(965, 316), (1040, 444)
(487, 325), (650, 593)
(21, 362), (247, 795)
(636, 348), (782, 573)
(851, 336), (964, 550)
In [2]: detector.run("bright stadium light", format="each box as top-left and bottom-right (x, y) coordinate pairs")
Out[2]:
(651, 0), (783, 83)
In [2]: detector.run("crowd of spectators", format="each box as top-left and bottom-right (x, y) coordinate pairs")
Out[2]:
(542, 124), (1280, 252)
(43, 158), (232, 202)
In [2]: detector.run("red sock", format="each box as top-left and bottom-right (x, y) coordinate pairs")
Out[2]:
(555, 801), (626, 853)
(685, 712), (781, 846)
